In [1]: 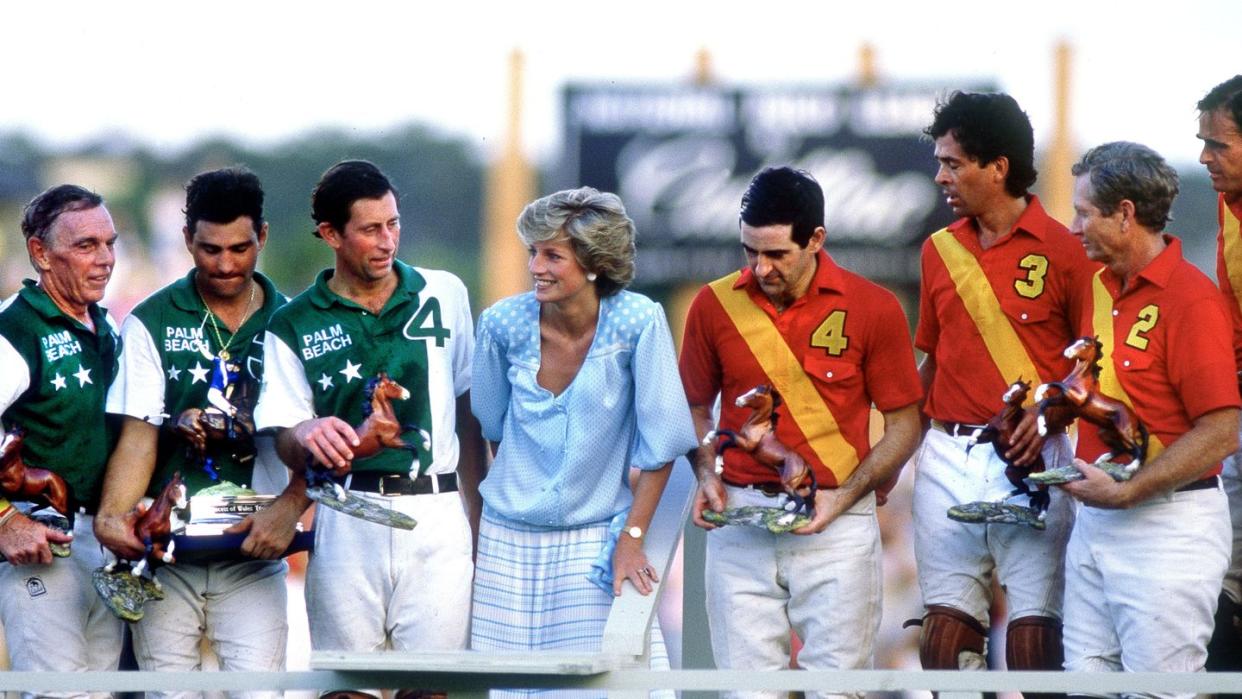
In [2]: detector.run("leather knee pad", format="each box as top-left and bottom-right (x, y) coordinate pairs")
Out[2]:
(1005, 615), (1063, 671)
(919, 605), (988, 670)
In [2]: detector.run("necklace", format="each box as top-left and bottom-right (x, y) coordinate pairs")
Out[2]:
(198, 281), (257, 362)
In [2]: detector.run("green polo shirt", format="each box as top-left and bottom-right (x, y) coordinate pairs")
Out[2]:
(0, 281), (120, 508)
(260, 261), (446, 476)
(106, 271), (286, 496)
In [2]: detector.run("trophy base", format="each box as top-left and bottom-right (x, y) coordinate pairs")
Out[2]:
(92, 566), (166, 622)
(947, 501), (1046, 530)
(308, 483), (418, 530)
(1025, 461), (1135, 486)
(701, 506), (811, 533)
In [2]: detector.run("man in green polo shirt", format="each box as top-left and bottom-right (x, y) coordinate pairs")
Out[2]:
(96, 167), (305, 685)
(254, 160), (485, 688)
(0, 183), (125, 676)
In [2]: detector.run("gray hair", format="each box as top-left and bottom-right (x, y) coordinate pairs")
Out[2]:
(1071, 141), (1179, 232)
(516, 187), (636, 297)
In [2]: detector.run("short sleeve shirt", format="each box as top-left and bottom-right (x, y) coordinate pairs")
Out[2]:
(679, 250), (922, 488)
(1213, 193), (1242, 371)
(105, 270), (287, 496)
(1077, 237), (1241, 473)
(0, 281), (120, 507)
(916, 196), (1098, 424)
(254, 261), (473, 477)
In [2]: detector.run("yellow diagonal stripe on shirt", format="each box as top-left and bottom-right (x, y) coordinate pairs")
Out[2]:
(930, 229), (1042, 399)
(1222, 202), (1242, 315)
(709, 274), (860, 482)
(1090, 272), (1165, 459)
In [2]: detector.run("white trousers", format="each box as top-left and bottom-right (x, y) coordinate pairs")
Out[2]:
(1221, 420), (1242, 604)
(133, 558), (288, 699)
(705, 485), (881, 699)
(1063, 484), (1230, 699)
(0, 513), (124, 699)
(912, 428), (1074, 631)
(305, 488), (473, 652)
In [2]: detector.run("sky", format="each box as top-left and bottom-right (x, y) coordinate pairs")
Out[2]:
(0, 1), (1237, 167)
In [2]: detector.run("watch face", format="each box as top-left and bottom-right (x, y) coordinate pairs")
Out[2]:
(627, 526), (643, 539)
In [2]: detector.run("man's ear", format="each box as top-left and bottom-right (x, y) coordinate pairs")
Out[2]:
(27, 236), (51, 272)
(318, 222), (342, 249)
(806, 226), (826, 253)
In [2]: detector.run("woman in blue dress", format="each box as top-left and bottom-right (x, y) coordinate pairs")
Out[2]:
(470, 187), (697, 677)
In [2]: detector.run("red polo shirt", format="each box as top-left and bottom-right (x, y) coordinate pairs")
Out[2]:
(1213, 193), (1242, 371)
(1078, 237), (1241, 474)
(917, 196), (1099, 424)
(679, 249), (922, 488)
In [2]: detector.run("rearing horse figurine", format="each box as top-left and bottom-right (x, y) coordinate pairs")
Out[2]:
(105, 472), (188, 585)
(0, 426), (70, 517)
(702, 384), (818, 518)
(307, 372), (432, 501)
(1034, 336), (1148, 470)
(966, 379), (1051, 515)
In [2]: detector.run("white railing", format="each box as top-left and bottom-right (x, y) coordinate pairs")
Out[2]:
(4, 462), (1240, 697)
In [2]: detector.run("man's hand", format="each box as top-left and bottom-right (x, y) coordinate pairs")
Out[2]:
(1003, 407), (1046, 467)
(691, 471), (727, 530)
(792, 488), (849, 535)
(175, 408), (208, 454)
(0, 512), (73, 565)
(612, 534), (658, 597)
(225, 493), (306, 560)
(292, 417), (360, 475)
(1059, 459), (1131, 509)
(93, 510), (146, 561)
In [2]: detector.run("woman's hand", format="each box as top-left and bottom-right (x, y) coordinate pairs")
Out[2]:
(611, 533), (658, 597)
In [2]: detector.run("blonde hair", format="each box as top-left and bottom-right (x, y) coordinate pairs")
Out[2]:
(516, 187), (636, 296)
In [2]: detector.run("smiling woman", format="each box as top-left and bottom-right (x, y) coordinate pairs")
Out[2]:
(470, 187), (698, 695)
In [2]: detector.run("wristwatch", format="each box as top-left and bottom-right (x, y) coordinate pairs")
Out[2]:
(625, 525), (643, 540)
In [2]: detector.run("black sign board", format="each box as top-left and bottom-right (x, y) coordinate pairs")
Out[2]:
(561, 83), (991, 286)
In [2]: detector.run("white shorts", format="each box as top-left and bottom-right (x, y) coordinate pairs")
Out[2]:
(133, 558), (288, 699)
(1063, 484), (1230, 698)
(705, 485), (881, 699)
(911, 428), (1075, 627)
(0, 513), (124, 699)
(305, 488), (473, 652)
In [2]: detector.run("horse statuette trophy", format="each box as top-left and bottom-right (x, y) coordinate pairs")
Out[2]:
(303, 372), (426, 530)
(699, 384), (818, 533)
(93, 473), (188, 621)
(0, 426), (74, 560)
(947, 336), (1149, 530)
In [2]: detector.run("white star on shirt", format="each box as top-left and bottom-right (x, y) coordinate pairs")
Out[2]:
(50, 373), (67, 391)
(188, 361), (210, 384)
(317, 373), (334, 391)
(167, 365), (181, 382)
(73, 366), (92, 387)
(339, 359), (362, 383)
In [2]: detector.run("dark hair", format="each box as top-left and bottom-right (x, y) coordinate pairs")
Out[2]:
(21, 185), (104, 242)
(924, 91), (1038, 197)
(1198, 75), (1242, 132)
(738, 167), (824, 248)
(311, 160), (398, 237)
(1071, 141), (1179, 232)
(184, 167), (265, 234)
